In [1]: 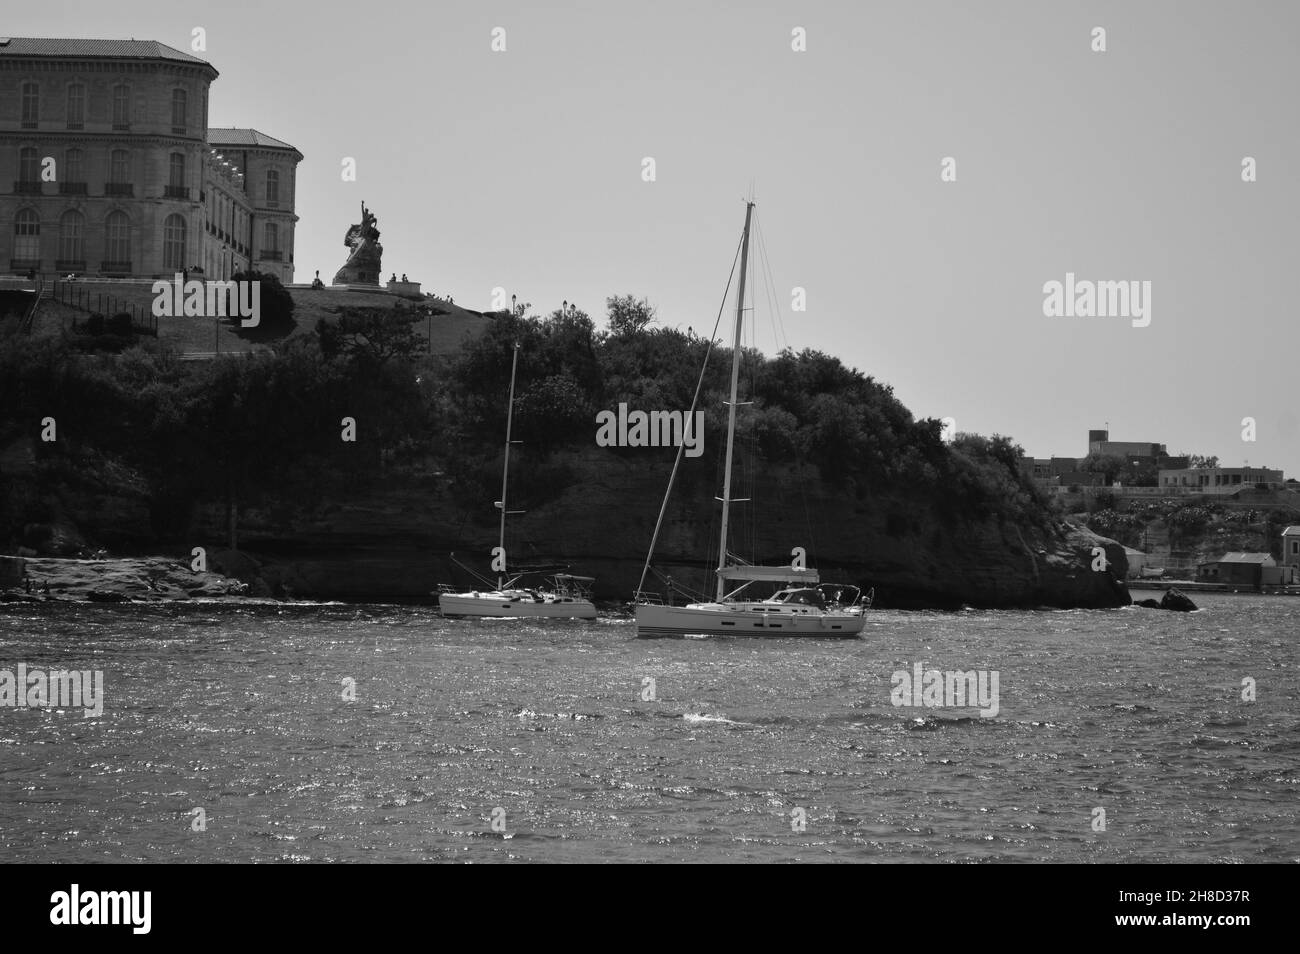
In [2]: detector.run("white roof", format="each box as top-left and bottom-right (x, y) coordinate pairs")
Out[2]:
(1283, 526), (1300, 536)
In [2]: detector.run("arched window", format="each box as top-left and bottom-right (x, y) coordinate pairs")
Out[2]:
(21, 82), (39, 126)
(19, 147), (40, 183)
(171, 89), (187, 132)
(265, 169), (279, 206)
(112, 84), (130, 128)
(14, 209), (40, 262)
(105, 211), (130, 266)
(163, 214), (186, 270)
(66, 83), (85, 128)
(58, 210), (85, 265)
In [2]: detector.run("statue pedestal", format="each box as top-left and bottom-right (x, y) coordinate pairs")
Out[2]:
(332, 267), (380, 286)
(386, 279), (422, 298)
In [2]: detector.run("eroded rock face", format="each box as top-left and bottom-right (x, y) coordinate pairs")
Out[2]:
(14, 557), (246, 602)
(28, 450), (1131, 608)
(174, 453), (1132, 608)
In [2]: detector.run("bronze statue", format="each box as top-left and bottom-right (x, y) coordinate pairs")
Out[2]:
(332, 201), (384, 285)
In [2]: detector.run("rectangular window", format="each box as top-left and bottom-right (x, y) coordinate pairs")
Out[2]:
(14, 209), (41, 261)
(19, 148), (40, 182)
(171, 89), (187, 132)
(112, 85), (130, 128)
(105, 213), (130, 264)
(66, 85), (85, 128)
(21, 83), (38, 125)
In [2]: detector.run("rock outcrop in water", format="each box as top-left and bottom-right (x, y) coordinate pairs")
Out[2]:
(1132, 588), (1198, 612)
(0, 556), (248, 603)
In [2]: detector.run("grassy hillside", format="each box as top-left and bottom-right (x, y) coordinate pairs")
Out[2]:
(29, 280), (489, 357)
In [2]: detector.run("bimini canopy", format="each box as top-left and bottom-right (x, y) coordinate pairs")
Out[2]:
(717, 565), (820, 585)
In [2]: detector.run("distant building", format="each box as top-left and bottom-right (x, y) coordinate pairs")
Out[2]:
(1059, 471), (1104, 489)
(1087, 428), (1166, 459)
(1159, 466), (1285, 493)
(0, 37), (301, 282)
(1263, 564), (1299, 586)
(1282, 527), (1300, 571)
(1094, 440), (1168, 458)
(1078, 428), (1188, 487)
(1197, 552), (1275, 586)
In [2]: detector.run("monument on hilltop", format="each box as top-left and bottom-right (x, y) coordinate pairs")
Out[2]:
(332, 201), (384, 286)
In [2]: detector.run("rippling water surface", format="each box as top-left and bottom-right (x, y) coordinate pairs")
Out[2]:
(1, 594), (1296, 862)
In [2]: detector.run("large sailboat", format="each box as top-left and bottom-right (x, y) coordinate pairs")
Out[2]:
(634, 201), (868, 638)
(437, 342), (598, 620)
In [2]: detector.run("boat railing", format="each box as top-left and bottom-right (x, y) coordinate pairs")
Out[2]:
(551, 575), (595, 600)
(633, 591), (664, 605)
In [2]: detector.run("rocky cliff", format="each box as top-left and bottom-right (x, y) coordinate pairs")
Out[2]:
(54, 449), (1125, 608)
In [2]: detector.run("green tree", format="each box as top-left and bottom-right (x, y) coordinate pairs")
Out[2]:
(231, 270), (295, 335)
(1080, 452), (1128, 484)
(605, 294), (657, 337)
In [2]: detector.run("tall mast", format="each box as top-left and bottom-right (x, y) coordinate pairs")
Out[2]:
(497, 342), (521, 589)
(716, 201), (754, 600)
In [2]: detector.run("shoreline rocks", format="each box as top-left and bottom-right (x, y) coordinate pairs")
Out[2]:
(1133, 587), (1199, 612)
(1, 556), (251, 603)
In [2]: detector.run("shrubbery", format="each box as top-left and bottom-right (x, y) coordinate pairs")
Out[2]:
(231, 270), (295, 334)
(0, 294), (1061, 547)
(439, 299), (1053, 527)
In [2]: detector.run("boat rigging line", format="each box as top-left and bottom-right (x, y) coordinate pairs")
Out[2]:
(633, 214), (746, 601)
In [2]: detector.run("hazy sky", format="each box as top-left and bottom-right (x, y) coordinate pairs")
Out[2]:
(18, 0), (1300, 473)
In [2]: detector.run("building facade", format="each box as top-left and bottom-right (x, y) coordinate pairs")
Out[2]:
(204, 128), (300, 283)
(1282, 527), (1300, 571)
(1158, 466), (1284, 493)
(0, 37), (300, 283)
(1197, 552), (1275, 586)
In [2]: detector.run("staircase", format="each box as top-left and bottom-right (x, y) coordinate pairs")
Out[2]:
(18, 274), (44, 333)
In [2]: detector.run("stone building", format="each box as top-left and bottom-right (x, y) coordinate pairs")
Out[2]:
(0, 37), (300, 282)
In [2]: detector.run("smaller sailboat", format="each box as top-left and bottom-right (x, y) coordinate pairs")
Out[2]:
(633, 200), (867, 638)
(437, 342), (598, 620)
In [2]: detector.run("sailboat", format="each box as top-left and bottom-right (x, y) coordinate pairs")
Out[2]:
(437, 342), (598, 620)
(633, 201), (868, 638)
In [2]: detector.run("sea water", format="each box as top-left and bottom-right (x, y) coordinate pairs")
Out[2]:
(0, 593), (1294, 862)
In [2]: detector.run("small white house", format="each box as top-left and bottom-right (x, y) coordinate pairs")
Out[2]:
(1283, 527), (1300, 570)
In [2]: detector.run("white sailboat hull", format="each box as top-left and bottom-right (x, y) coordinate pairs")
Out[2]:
(635, 601), (864, 638)
(440, 592), (597, 620)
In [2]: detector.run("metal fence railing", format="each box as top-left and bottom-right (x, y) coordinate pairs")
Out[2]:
(51, 277), (158, 336)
